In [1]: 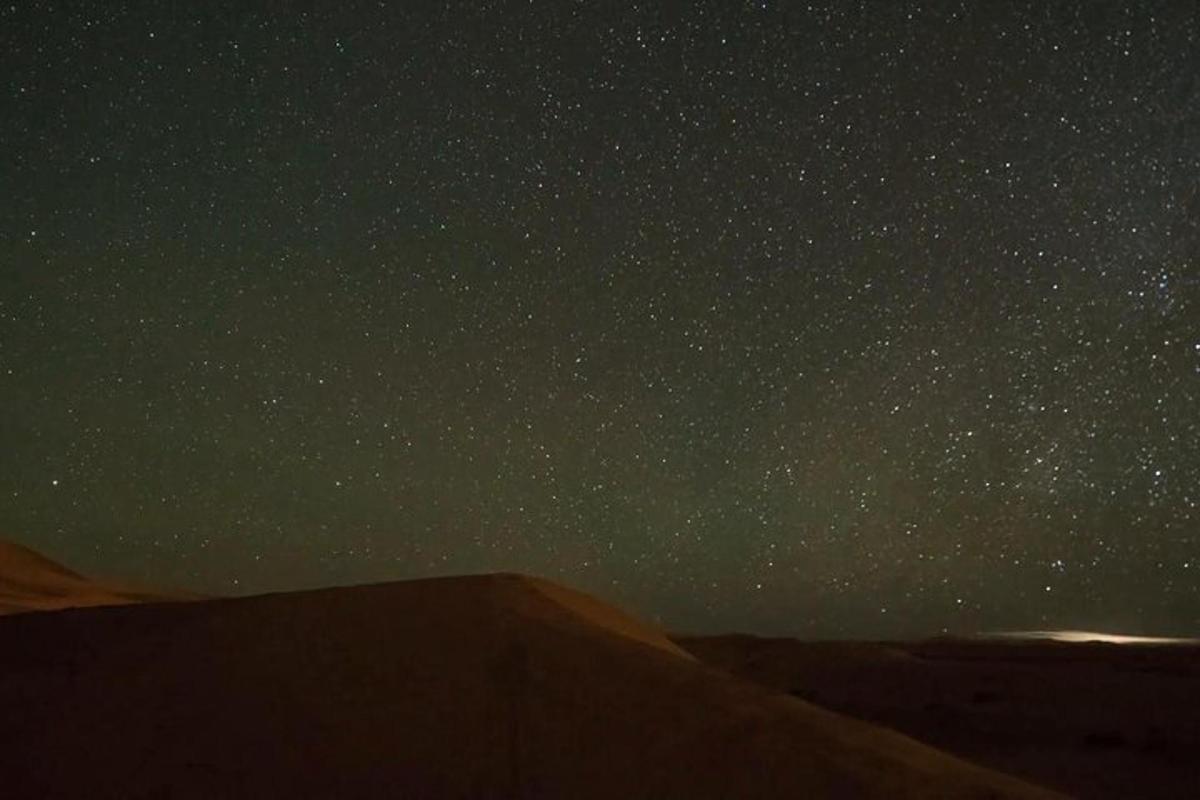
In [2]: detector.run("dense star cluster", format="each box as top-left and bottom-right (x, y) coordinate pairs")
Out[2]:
(1, 2), (1197, 637)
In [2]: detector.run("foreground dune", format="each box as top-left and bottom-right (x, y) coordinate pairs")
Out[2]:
(0, 539), (196, 615)
(0, 571), (1060, 799)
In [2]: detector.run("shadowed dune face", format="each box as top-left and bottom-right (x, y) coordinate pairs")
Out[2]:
(0, 539), (197, 615)
(0, 572), (1060, 800)
(678, 634), (1200, 800)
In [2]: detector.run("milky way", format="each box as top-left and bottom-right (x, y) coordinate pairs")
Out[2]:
(1, 2), (1197, 636)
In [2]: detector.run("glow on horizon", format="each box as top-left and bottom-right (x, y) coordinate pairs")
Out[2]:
(988, 630), (1199, 645)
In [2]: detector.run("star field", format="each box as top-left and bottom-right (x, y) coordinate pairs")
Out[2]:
(1, 2), (1197, 637)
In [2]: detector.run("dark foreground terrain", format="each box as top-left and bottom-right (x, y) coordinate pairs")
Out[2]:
(678, 634), (1200, 799)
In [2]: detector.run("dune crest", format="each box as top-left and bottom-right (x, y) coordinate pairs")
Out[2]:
(495, 573), (694, 659)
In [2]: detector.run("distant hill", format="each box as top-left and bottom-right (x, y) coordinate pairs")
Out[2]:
(0, 568), (1059, 798)
(0, 538), (197, 615)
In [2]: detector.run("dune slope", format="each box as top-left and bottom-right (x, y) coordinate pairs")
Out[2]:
(0, 572), (1060, 799)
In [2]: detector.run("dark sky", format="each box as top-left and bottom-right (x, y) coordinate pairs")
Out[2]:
(1, 1), (1197, 637)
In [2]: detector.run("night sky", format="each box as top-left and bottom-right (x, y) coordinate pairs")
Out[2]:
(2, 2), (1197, 638)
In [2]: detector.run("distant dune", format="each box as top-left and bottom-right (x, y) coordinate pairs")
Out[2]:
(0, 558), (1060, 798)
(0, 538), (198, 615)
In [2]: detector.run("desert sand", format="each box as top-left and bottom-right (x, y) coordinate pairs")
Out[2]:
(0, 543), (1060, 799)
(680, 634), (1200, 799)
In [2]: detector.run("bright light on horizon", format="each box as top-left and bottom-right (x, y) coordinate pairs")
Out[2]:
(987, 630), (1199, 645)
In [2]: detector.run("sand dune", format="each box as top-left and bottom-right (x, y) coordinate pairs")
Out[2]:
(680, 634), (1200, 799)
(0, 568), (1060, 799)
(0, 539), (196, 615)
